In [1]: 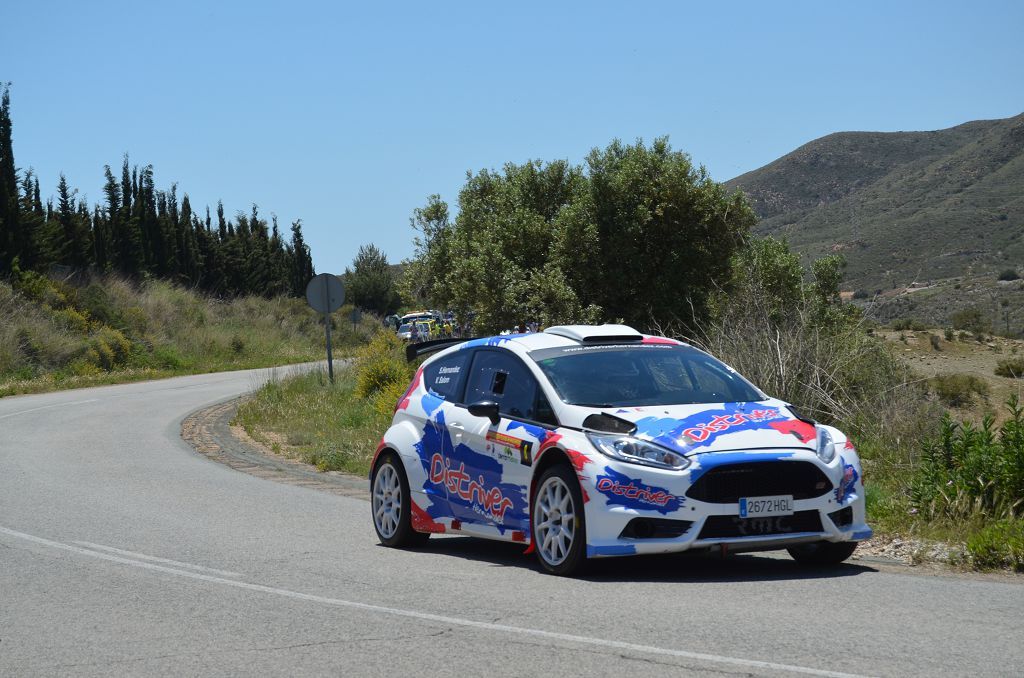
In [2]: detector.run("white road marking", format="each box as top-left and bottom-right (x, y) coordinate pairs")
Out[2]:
(0, 398), (99, 420)
(73, 541), (243, 578)
(1, 525), (872, 678)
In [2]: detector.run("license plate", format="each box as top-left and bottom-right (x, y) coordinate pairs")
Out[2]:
(739, 495), (794, 518)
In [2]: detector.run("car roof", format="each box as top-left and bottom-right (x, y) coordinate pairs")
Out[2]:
(425, 324), (686, 364)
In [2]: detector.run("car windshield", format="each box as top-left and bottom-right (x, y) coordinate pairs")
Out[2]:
(531, 344), (765, 407)
(398, 324), (411, 332)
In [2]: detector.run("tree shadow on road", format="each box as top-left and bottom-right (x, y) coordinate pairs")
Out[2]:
(398, 536), (878, 582)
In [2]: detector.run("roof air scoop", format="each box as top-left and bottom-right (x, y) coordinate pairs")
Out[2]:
(544, 324), (643, 343)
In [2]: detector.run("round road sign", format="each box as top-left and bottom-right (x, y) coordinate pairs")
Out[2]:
(305, 273), (345, 314)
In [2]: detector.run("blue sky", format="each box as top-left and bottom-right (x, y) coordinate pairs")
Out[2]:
(3, 1), (1022, 275)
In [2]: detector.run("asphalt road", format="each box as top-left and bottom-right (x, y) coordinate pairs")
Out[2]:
(2, 367), (1022, 677)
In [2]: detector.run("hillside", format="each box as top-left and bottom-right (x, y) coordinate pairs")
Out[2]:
(0, 272), (376, 397)
(725, 113), (1024, 293)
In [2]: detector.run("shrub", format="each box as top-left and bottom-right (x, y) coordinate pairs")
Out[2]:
(892, 318), (927, 331)
(354, 330), (412, 399)
(371, 378), (412, 417)
(852, 289), (870, 300)
(930, 334), (942, 351)
(50, 307), (91, 334)
(996, 357), (1024, 379)
(966, 520), (1024, 571)
(88, 327), (133, 371)
(997, 269), (1021, 282)
(79, 283), (123, 328)
(931, 373), (989, 407)
(944, 327), (954, 342)
(950, 308), (991, 334)
(912, 396), (1024, 521)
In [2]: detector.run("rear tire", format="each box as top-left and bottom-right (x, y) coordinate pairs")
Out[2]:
(787, 540), (858, 566)
(532, 464), (587, 576)
(371, 452), (429, 547)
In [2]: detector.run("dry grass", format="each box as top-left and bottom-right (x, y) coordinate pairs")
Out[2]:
(233, 366), (390, 477)
(0, 272), (379, 397)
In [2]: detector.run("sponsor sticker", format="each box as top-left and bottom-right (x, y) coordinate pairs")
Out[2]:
(486, 430), (534, 466)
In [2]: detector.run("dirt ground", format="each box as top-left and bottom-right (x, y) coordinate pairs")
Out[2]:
(877, 329), (1024, 423)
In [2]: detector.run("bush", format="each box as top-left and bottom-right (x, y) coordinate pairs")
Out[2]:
(997, 269), (1021, 282)
(950, 308), (991, 334)
(996, 358), (1024, 379)
(966, 520), (1024, 571)
(892, 318), (927, 331)
(912, 396), (1024, 521)
(354, 330), (412, 399)
(852, 289), (871, 300)
(931, 373), (989, 407)
(930, 334), (942, 351)
(89, 326), (133, 371)
(371, 378), (412, 417)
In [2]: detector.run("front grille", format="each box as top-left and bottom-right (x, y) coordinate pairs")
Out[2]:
(619, 518), (694, 539)
(686, 461), (831, 503)
(698, 510), (823, 539)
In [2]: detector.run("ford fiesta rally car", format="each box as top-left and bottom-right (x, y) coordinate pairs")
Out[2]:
(370, 324), (871, 575)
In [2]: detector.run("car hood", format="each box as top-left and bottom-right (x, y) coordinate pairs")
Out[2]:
(583, 400), (817, 456)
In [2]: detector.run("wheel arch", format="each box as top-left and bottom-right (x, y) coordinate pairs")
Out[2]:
(530, 446), (576, 501)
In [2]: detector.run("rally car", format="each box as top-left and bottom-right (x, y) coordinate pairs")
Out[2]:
(370, 324), (870, 575)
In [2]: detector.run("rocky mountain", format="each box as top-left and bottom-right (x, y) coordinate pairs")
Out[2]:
(725, 113), (1024, 292)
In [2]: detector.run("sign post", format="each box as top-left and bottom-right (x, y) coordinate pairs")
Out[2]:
(305, 273), (345, 383)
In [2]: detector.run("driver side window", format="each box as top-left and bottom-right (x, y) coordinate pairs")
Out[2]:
(465, 350), (557, 426)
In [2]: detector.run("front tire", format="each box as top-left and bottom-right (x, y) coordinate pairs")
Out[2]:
(532, 464), (587, 576)
(787, 540), (858, 566)
(371, 452), (429, 547)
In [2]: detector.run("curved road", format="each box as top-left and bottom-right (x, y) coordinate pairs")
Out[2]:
(1, 368), (1022, 677)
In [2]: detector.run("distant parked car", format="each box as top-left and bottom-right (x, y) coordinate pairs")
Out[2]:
(396, 323), (414, 341)
(370, 324), (870, 575)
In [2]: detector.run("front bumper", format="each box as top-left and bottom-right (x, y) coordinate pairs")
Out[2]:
(581, 450), (871, 558)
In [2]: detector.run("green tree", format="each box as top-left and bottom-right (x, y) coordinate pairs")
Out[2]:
(562, 137), (755, 327)
(17, 169), (45, 270)
(289, 219), (314, 296)
(0, 83), (20, 272)
(403, 138), (755, 333)
(54, 174), (91, 269)
(345, 243), (400, 314)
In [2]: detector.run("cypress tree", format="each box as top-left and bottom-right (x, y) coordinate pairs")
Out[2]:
(17, 169), (44, 270)
(0, 84), (20, 272)
(289, 219), (314, 296)
(53, 174), (91, 268)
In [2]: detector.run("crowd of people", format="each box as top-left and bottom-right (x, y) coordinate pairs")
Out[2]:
(386, 310), (542, 343)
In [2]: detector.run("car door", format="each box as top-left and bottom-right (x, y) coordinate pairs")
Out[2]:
(451, 348), (558, 534)
(416, 350), (472, 521)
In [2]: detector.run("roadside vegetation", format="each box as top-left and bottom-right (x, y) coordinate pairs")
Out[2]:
(233, 135), (1024, 573)
(235, 331), (411, 477)
(0, 269), (374, 396)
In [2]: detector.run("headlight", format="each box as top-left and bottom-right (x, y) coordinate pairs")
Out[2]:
(586, 433), (690, 470)
(816, 425), (837, 464)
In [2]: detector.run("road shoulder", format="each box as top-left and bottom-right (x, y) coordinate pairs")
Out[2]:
(180, 396), (368, 501)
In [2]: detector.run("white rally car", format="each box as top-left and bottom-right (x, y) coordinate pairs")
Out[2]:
(370, 324), (870, 575)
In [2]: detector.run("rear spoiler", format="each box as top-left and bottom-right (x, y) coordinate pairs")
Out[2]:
(405, 337), (471, 362)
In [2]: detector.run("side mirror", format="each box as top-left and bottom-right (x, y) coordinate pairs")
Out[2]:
(468, 400), (501, 426)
